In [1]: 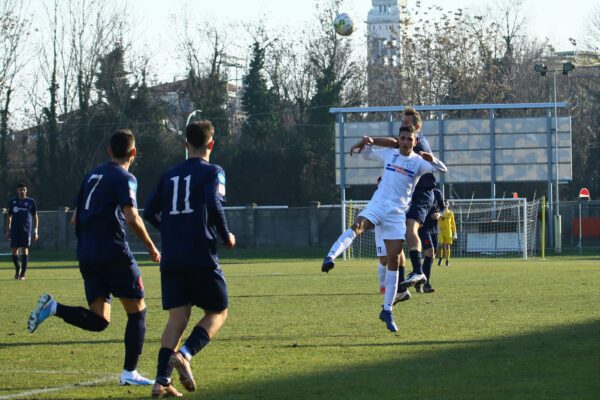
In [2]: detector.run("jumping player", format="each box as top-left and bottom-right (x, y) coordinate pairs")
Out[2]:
(27, 129), (160, 386)
(321, 126), (447, 332)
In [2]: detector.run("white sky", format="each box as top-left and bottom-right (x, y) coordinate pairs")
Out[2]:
(129, 0), (598, 82)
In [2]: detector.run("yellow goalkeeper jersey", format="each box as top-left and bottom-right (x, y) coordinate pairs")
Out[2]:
(438, 209), (456, 236)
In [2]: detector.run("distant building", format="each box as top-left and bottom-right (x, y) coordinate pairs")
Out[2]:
(5, 78), (242, 182)
(550, 51), (600, 71)
(366, 0), (408, 105)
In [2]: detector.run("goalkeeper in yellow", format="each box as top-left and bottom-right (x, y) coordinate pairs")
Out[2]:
(437, 200), (457, 266)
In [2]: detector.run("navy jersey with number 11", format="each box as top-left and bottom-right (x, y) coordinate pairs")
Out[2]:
(144, 158), (230, 270)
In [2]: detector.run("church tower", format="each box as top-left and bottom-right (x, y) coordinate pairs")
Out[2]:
(366, 0), (408, 105)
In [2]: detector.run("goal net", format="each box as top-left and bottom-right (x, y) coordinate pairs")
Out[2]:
(343, 198), (540, 260)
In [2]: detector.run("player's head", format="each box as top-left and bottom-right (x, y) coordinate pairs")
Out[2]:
(444, 199), (450, 208)
(186, 120), (215, 152)
(109, 129), (136, 161)
(397, 125), (416, 155)
(16, 182), (27, 198)
(401, 107), (422, 131)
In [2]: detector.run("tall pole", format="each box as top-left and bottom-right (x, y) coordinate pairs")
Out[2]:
(552, 72), (562, 253)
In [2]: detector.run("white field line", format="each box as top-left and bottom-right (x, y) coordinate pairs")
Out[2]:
(0, 374), (117, 400)
(0, 369), (108, 375)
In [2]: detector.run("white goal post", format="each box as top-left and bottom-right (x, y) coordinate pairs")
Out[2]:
(343, 198), (540, 260)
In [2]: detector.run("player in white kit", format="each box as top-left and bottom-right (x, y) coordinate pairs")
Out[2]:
(321, 125), (447, 332)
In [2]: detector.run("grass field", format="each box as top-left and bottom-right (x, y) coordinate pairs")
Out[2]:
(1, 249), (599, 399)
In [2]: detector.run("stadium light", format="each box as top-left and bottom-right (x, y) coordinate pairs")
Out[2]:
(534, 61), (575, 253)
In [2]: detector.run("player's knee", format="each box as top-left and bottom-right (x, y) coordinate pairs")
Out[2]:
(90, 315), (110, 332)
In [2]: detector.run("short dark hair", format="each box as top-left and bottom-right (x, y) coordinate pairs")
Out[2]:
(17, 182), (27, 188)
(398, 125), (416, 137)
(186, 120), (214, 149)
(110, 129), (135, 158)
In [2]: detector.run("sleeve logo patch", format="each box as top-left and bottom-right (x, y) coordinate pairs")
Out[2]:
(217, 172), (226, 185)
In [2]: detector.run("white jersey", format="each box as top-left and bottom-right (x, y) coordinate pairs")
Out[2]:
(362, 146), (440, 212)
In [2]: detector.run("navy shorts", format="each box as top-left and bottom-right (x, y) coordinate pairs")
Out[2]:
(79, 260), (144, 305)
(419, 231), (438, 252)
(406, 190), (434, 225)
(10, 232), (31, 248)
(161, 266), (228, 312)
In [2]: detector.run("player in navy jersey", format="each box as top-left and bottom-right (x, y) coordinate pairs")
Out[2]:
(414, 188), (445, 294)
(27, 129), (161, 387)
(6, 183), (38, 280)
(144, 120), (236, 398)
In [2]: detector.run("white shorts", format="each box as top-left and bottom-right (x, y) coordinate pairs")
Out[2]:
(358, 201), (406, 241)
(374, 225), (386, 257)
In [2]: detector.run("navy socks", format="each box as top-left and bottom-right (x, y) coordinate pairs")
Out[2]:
(55, 303), (109, 332)
(409, 249), (423, 275)
(183, 326), (211, 357)
(156, 347), (175, 385)
(124, 309), (147, 371)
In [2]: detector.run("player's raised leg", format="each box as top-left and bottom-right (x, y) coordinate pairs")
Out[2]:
(322, 216), (375, 273)
(28, 294), (110, 334)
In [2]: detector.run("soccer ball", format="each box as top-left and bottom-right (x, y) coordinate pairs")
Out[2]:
(333, 13), (355, 36)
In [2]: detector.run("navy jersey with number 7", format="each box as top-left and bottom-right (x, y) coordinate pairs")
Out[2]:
(143, 158), (230, 270)
(74, 162), (137, 264)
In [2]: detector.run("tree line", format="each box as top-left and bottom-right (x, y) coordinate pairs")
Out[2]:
(1, 0), (599, 208)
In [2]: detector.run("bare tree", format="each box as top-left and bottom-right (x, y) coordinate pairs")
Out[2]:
(0, 0), (29, 197)
(31, 0), (129, 205)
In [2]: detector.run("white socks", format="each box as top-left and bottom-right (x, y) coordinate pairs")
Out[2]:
(377, 263), (386, 288)
(327, 229), (357, 260)
(383, 269), (399, 311)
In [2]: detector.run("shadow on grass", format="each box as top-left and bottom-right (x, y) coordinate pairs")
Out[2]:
(198, 321), (598, 400)
(6, 321), (599, 399)
(201, 320), (599, 400)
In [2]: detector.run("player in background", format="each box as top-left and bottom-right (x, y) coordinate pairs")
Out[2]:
(414, 188), (445, 294)
(438, 200), (457, 266)
(322, 126), (447, 332)
(6, 183), (38, 280)
(27, 129), (160, 387)
(144, 120), (236, 398)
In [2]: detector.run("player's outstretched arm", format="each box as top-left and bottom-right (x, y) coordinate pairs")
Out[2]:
(419, 152), (447, 173)
(349, 136), (374, 156)
(370, 137), (398, 148)
(123, 205), (161, 263)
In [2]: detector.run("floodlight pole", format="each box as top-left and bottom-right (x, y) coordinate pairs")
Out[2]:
(552, 71), (561, 253)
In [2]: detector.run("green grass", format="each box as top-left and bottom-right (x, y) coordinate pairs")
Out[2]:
(1, 252), (599, 399)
